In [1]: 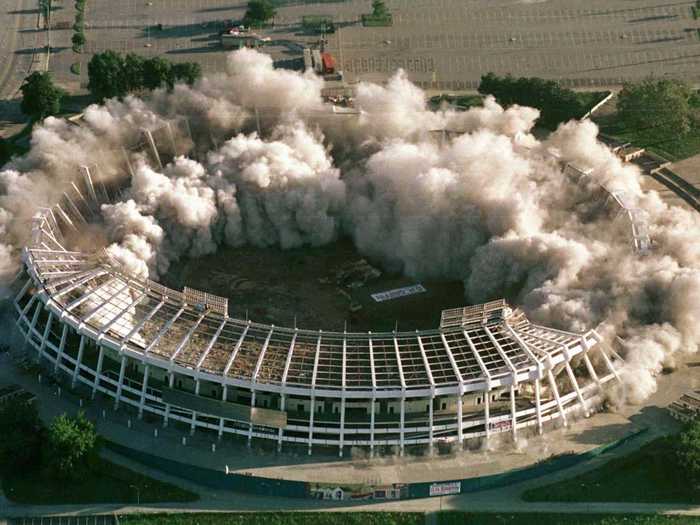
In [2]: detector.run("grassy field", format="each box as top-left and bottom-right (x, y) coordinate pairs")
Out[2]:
(595, 90), (700, 162)
(597, 118), (700, 162)
(2, 456), (198, 505)
(439, 513), (700, 525)
(120, 513), (423, 525)
(522, 437), (698, 504)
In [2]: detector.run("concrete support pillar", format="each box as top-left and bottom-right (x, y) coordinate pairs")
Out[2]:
(339, 395), (346, 458)
(55, 324), (69, 373)
(138, 364), (150, 418)
(26, 301), (42, 349)
(565, 361), (589, 417)
(71, 335), (86, 388)
(509, 382), (518, 442)
(600, 349), (621, 382)
(428, 394), (434, 455)
(583, 353), (602, 392)
(369, 396), (376, 457)
(92, 346), (105, 398)
(484, 390), (491, 441)
(535, 378), (543, 435)
(39, 311), (54, 360)
(456, 389), (464, 449)
(163, 372), (175, 428)
(308, 395), (316, 456)
(218, 384), (227, 438)
(399, 395), (405, 456)
(190, 379), (200, 435)
(547, 369), (568, 427)
(247, 390), (256, 447)
(277, 393), (285, 452)
(114, 355), (127, 410)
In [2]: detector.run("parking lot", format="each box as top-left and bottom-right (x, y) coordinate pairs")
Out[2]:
(3, 0), (700, 98)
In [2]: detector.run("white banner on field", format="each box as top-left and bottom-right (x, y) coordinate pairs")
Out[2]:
(429, 481), (461, 497)
(371, 284), (426, 303)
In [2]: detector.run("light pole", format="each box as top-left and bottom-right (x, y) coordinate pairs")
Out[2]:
(130, 484), (140, 505)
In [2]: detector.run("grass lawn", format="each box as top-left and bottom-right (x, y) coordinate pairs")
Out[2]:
(2, 456), (198, 505)
(597, 118), (700, 162)
(595, 91), (700, 162)
(439, 513), (700, 525)
(120, 513), (423, 525)
(522, 437), (698, 504)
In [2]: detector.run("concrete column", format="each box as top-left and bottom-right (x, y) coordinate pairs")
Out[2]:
(428, 394), (434, 455)
(277, 393), (285, 452)
(369, 396), (376, 457)
(38, 311), (54, 360)
(92, 346), (105, 398)
(71, 335), (86, 388)
(339, 395), (346, 458)
(138, 364), (150, 418)
(218, 384), (227, 438)
(547, 369), (568, 427)
(248, 390), (256, 447)
(399, 395), (405, 456)
(55, 324), (69, 373)
(26, 301), (42, 350)
(114, 355), (127, 410)
(509, 382), (518, 442)
(163, 372), (174, 428)
(484, 390), (491, 441)
(535, 378), (543, 435)
(307, 395), (316, 456)
(190, 379), (200, 435)
(456, 390), (464, 449)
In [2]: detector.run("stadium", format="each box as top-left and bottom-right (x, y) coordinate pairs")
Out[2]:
(11, 155), (624, 458)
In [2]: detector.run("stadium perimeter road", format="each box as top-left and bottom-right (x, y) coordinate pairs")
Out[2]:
(40, 0), (700, 92)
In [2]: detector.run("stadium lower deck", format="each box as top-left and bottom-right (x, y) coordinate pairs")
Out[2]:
(11, 173), (623, 455)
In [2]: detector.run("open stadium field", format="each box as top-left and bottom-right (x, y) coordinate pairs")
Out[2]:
(161, 239), (467, 332)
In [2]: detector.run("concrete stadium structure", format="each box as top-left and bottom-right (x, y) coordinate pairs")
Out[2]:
(11, 165), (623, 458)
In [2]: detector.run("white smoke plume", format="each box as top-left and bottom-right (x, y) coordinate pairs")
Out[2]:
(1, 48), (699, 405)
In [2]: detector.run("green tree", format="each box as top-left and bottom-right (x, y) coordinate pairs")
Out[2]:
(169, 62), (201, 87)
(372, 0), (389, 18)
(617, 78), (693, 137)
(677, 420), (700, 486)
(478, 73), (586, 129)
(71, 31), (85, 50)
(243, 0), (276, 26)
(20, 71), (66, 120)
(0, 400), (45, 473)
(46, 412), (99, 480)
(88, 50), (127, 101)
(123, 53), (145, 92)
(142, 57), (172, 90)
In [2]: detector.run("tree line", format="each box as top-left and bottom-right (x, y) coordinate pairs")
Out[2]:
(477, 72), (589, 129)
(478, 72), (698, 136)
(87, 51), (202, 102)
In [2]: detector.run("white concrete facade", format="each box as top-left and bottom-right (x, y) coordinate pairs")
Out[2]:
(12, 202), (622, 457)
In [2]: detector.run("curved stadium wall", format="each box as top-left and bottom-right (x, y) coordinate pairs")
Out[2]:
(12, 170), (622, 458)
